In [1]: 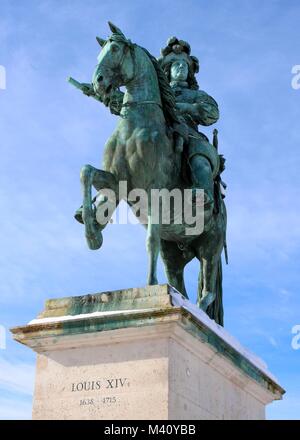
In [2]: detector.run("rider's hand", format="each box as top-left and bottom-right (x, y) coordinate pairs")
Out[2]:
(175, 102), (189, 113)
(81, 83), (95, 97)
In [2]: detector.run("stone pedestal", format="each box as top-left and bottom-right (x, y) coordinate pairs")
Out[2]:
(11, 285), (284, 420)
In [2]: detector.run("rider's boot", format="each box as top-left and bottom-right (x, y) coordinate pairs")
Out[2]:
(189, 154), (214, 213)
(74, 206), (84, 224)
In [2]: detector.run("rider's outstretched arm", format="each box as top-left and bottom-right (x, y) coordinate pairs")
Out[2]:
(68, 77), (125, 116)
(68, 77), (102, 102)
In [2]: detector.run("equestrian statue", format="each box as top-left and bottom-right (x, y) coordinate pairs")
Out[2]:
(69, 22), (227, 325)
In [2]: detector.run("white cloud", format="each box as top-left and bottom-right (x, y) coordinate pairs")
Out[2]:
(0, 357), (35, 396)
(0, 396), (32, 420)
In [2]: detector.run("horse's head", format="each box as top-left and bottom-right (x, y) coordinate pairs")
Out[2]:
(92, 22), (135, 102)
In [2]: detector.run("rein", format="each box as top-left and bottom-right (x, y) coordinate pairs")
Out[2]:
(120, 41), (162, 111)
(122, 101), (163, 110)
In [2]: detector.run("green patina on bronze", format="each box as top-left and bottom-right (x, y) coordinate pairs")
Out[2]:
(69, 22), (227, 325)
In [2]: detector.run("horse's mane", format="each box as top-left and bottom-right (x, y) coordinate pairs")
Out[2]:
(109, 32), (180, 127)
(139, 46), (180, 127)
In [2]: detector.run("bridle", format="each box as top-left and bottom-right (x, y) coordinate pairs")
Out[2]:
(100, 35), (163, 111)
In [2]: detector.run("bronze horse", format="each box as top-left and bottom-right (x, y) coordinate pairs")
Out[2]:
(76, 23), (227, 325)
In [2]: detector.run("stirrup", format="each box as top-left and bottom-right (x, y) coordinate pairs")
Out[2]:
(191, 187), (214, 208)
(74, 206), (84, 224)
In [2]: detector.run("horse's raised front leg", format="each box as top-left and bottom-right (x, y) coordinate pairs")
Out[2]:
(146, 213), (160, 285)
(80, 164), (117, 250)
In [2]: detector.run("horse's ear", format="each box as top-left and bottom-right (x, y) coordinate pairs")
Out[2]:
(96, 36), (106, 47)
(108, 21), (125, 37)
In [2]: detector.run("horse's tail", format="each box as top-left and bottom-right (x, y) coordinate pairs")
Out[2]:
(207, 257), (224, 326)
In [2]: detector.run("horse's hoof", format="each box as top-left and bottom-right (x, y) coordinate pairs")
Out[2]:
(85, 230), (103, 250)
(74, 206), (84, 224)
(147, 277), (158, 286)
(199, 291), (215, 312)
(82, 206), (103, 249)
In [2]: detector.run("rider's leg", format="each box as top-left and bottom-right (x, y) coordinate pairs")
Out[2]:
(189, 154), (214, 210)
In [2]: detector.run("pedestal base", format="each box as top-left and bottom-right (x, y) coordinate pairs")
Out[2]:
(11, 285), (284, 420)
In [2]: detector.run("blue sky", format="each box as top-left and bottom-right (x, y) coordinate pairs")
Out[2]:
(0, 0), (300, 419)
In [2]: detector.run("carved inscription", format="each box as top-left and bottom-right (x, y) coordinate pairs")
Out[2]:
(70, 377), (130, 408)
(71, 377), (129, 392)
